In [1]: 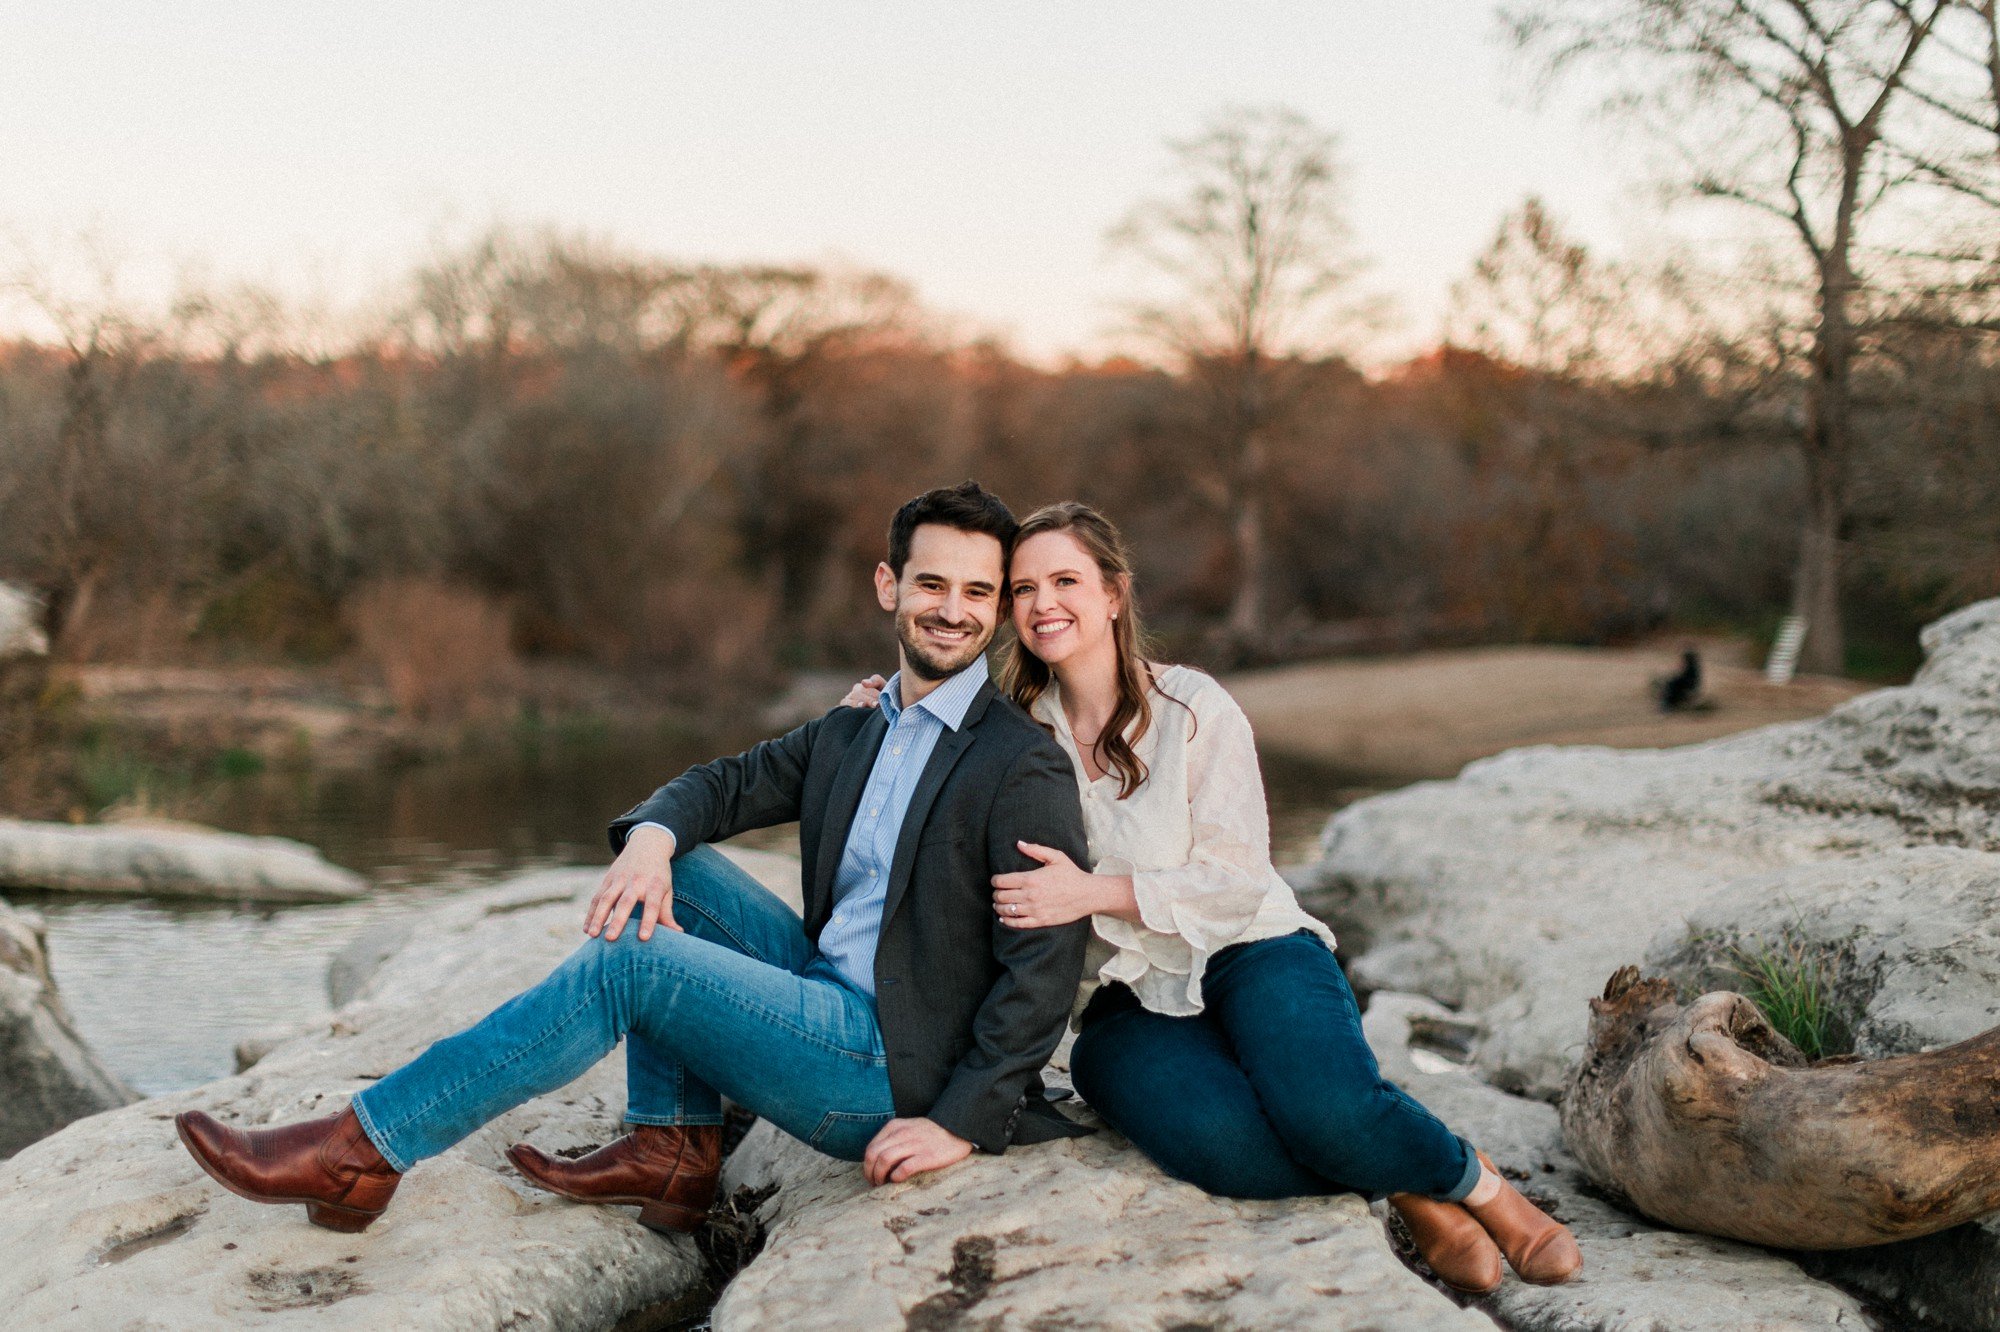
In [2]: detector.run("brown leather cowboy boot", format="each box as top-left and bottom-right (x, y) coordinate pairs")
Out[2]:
(507, 1124), (721, 1233)
(1464, 1150), (1582, 1285)
(175, 1106), (401, 1233)
(1388, 1192), (1504, 1295)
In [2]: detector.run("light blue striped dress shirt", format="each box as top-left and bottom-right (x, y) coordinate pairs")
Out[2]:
(817, 655), (989, 997)
(635, 655), (990, 1000)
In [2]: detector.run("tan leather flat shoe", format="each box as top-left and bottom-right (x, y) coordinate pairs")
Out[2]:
(1388, 1192), (1504, 1295)
(1464, 1150), (1582, 1285)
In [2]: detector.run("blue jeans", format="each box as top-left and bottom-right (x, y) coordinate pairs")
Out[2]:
(351, 845), (897, 1171)
(1070, 931), (1479, 1202)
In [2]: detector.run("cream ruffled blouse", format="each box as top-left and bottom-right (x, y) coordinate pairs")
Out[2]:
(1033, 665), (1338, 1022)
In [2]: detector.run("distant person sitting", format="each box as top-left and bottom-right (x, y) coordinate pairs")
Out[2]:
(173, 481), (1093, 1234)
(1654, 647), (1703, 712)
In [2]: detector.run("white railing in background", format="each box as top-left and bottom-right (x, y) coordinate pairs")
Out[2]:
(1765, 615), (1807, 685)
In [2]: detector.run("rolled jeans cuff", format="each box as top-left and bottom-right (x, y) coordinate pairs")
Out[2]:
(1437, 1135), (1483, 1203)
(624, 1111), (726, 1128)
(349, 1092), (413, 1175)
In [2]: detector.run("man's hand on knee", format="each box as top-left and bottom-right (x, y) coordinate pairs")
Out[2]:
(862, 1118), (973, 1185)
(587, 826), (681, 942)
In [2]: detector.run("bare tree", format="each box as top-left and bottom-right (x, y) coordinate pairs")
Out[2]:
(659, 263), (916, 364)
(0, 238), (161, 652)
(1898, 1), (2000, 203)
(1509, 0), (1961, 674)
(1110, 106), (1371, 654)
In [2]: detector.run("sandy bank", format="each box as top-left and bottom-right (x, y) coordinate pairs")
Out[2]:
(1227, 639), (1866, 780)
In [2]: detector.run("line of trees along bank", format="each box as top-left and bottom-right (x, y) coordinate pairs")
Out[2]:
(5, 220), (1988, 692)
(4, 44), (1998, 692)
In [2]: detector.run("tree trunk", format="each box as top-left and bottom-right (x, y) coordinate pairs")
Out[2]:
(1222, 354), (1268, 656)
(1793, 242), (1858, 678)
(1562, 967), (2000, 1249)
(1222, 435), (1267, 653)
(46, 346), (112, 661)
(1790, 473), (1845, 677)
(43, 565), (102, 663)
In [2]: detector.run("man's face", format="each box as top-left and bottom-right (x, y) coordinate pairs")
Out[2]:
(875, 524), (1005, 682)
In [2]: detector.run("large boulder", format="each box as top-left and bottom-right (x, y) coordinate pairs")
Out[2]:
(0, 898), (136, 1157)
(0, 819), (369, 903)
(0, 867), (697, 1328)
(714, 1095), (1491, 1331)
(710, 990), (1888, 1332)
(1296, 598), (2000, 1327)
(1297, 598), (2000, 1101)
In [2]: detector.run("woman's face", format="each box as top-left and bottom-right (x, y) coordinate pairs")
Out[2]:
(1009, 529), (1120, 668)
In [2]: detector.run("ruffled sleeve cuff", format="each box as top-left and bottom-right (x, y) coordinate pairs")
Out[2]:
(1128, 866), (1188, 937)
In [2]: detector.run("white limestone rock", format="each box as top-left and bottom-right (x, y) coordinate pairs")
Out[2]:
(1300, 598), (2000, 1100)
(0, 847), (807, 1329)
(0, 868), (697, 1329)
(0, 818), (369, 903)
(1651, 846), (2000, 1058)
(714, 1114), (1492, 1332)
(0, 898), (137, 1157)
(325, 918), (416, 1008)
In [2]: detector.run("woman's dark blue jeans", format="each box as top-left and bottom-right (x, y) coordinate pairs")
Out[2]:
(1070, 930), (1479, 1202)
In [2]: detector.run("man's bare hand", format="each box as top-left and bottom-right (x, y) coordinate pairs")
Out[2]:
(861, 1117), (973, 1185)
(586, 825), (679, 942)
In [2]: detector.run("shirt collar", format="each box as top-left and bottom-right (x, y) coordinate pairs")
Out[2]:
(882, 653), (989, 732)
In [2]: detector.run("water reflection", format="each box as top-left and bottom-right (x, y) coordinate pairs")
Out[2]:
(201, 717), (784, 886)
(25, 724), (1373, 1097)
(29, 892), (430, 1097)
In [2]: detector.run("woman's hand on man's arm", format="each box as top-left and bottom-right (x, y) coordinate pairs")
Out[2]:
(840, 674), (887, 709)
(991, 842), (1140, 928)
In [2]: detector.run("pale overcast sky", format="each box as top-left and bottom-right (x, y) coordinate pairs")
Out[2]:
(1, 1), (1644, 364)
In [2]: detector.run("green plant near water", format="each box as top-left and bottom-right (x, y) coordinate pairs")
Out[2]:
(213, 747), (267, 780)
(73, 741), (185, 813)
(1726, 935), (1837, 1061)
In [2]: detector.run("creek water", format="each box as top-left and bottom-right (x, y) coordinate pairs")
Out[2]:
(22, 726), (1384, 1097)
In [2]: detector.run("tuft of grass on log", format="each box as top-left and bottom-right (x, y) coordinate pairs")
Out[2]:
(1725, 935), (1836, 1062)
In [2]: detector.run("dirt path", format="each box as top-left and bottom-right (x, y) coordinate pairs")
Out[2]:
(1225, 639), (1869, 782)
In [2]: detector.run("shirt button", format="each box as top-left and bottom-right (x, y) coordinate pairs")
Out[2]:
(870, 808), (880, 816)
(893, 747), (904, 756)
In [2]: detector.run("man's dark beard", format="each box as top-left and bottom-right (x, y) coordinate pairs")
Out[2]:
(898, 613), (991, 681)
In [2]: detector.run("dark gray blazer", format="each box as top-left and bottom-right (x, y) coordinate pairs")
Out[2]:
(608, 675), (1093, 1153)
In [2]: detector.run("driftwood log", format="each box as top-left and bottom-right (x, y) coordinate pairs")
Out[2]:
(1560, 965), (2000, 1250)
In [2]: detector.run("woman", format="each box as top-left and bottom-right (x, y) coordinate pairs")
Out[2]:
(842, 502), (1580, 1294)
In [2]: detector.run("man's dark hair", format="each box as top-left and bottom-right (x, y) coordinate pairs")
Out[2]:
(886, 480), (1018, 576)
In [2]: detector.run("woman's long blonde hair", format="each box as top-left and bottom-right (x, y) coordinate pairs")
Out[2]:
(999, 502), (1184, 799)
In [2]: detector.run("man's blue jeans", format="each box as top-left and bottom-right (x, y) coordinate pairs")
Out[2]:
(1070, 931), (1480, 1202)
(351, 845), (897, 1171)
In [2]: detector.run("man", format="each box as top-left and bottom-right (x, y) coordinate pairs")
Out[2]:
(176, 481), (1093, 1233)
